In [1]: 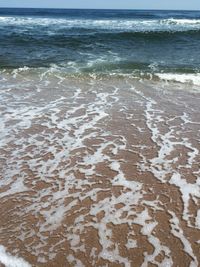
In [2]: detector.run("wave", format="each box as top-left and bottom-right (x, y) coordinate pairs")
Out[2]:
(1, 28), (200, 54)
(1, 64), (200, 86)
(155, 73), (200, 86)
(1, 16), (200, 32)
(1, 11), (200, 84)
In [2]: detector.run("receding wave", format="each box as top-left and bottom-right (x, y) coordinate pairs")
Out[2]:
(1, 64), (200, 87)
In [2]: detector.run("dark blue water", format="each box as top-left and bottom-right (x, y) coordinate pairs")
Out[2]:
(0, 8), (200, 76)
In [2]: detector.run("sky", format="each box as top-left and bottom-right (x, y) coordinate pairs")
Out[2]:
(0, 0), (200, 10)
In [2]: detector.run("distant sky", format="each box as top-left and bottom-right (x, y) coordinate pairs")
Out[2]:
(0, 0), (200, 10)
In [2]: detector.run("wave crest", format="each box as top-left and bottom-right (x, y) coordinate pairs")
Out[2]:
(1, 16), (200, 32)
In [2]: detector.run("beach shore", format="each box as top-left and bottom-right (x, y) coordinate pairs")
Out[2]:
(0, 74), (200, 267)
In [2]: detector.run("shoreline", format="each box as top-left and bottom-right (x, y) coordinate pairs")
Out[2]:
(0, 75), (200, 266)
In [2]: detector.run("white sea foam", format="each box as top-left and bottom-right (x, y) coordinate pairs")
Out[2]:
(169, 173), (200, 224)
(126, 239), (137, 249)
(169, 212), (198, 265)
(0, 245), (31, 267)
(0, 71), (199, 266)
(156, 73), (200, 86)
(67, 254), (85, 267)
(196, 210), (200, 228)
(163, 18), (200, 25)
(0, 16), (200, 32)
(138, 86), (200, 227)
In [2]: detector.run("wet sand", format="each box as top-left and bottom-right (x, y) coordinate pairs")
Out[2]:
(0, 73), (200, 267)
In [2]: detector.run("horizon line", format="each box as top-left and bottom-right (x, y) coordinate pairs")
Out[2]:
(0, 7), (199, 12)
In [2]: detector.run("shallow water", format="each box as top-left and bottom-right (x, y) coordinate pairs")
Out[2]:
(0, 67), (200, 266)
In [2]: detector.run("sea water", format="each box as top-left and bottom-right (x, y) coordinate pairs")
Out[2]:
(0, 8), (200, 267)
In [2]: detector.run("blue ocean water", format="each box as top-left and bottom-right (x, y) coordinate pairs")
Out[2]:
(0, 8), (200, 76)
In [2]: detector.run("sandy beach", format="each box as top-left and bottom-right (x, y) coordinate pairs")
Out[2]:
(0, 71), (200, 266)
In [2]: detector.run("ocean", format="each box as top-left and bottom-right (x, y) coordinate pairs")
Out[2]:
(1, 8), (200, 82)
(0, 8), (200, 267)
